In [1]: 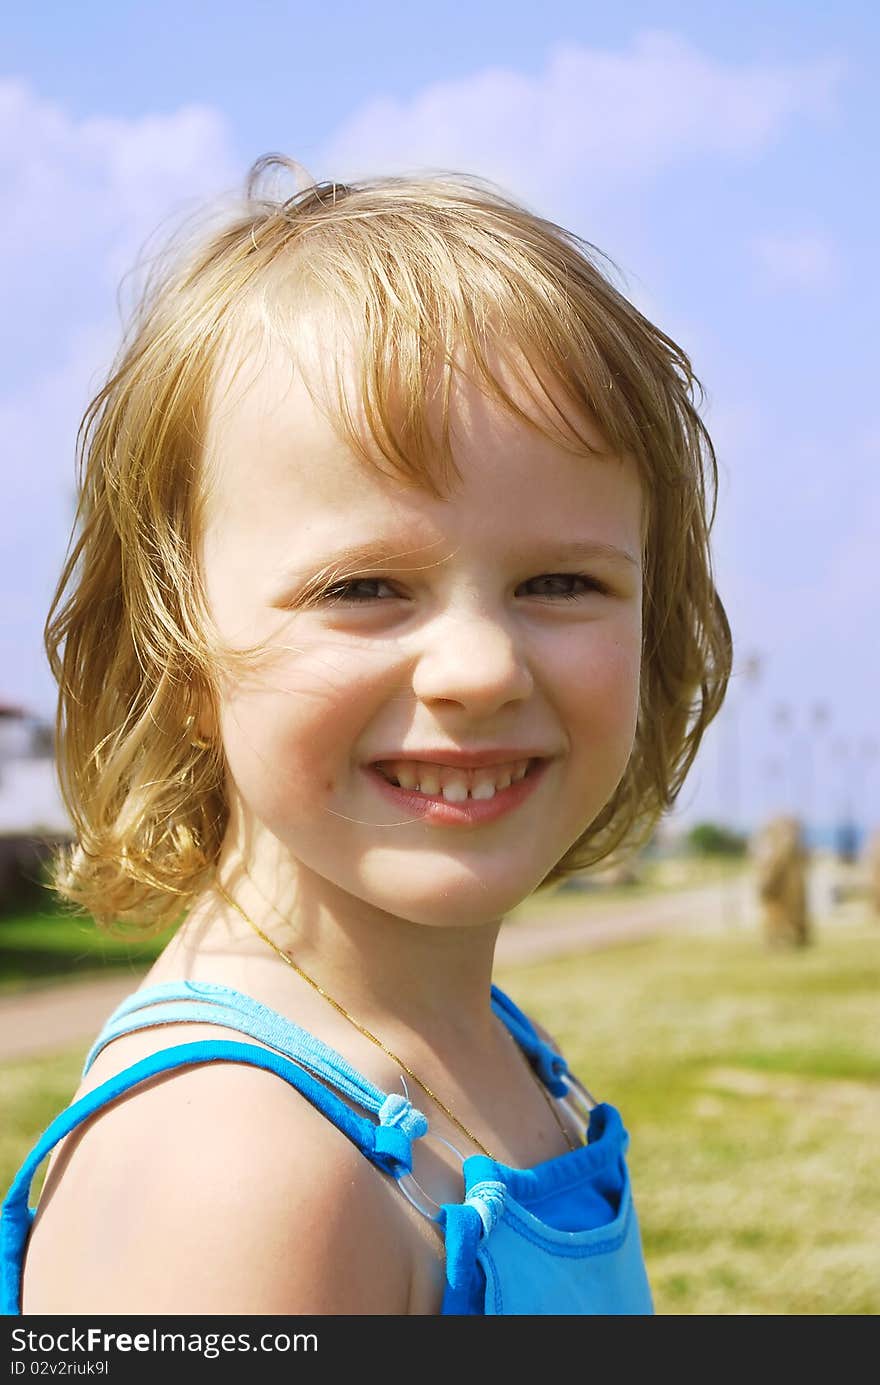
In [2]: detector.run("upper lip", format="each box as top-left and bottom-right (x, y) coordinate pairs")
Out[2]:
(369, 748), (553, 769)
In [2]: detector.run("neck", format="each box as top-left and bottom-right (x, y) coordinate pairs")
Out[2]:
(196, 834), (503, 1049)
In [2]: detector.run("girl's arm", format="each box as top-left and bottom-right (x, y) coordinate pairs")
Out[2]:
(22, 1059), (418, 1315)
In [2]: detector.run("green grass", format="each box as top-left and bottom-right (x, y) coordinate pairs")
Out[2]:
(2, 884), (876, 1315)
(0, 906), (174, 989)
(0, 1050), (86, 1205)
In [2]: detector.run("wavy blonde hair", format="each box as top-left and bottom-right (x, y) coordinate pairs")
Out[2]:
(45, 153), (732, 933)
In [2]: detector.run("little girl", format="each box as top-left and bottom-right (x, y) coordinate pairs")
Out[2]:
(1, 155), (731, 1316)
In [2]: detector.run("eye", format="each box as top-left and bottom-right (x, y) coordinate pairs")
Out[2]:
(316, 577), (400, 605)
(524, 573), (608, 600)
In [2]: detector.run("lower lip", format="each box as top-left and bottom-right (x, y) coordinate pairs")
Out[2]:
(364, 758), (551, 826)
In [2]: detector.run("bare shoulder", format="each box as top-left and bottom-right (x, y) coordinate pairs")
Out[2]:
(22, 1039), (417, 1314)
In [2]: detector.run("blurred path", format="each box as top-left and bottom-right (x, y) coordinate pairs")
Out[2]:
(0, 974), (142, 1062)
(0, 874), (752, 1062)
(498, 876), (742, 965)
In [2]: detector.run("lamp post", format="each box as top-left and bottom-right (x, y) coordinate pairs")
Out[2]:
(719, 652), (762, 928)
(763, 754), (783, 822)
(772, 702), (793, 817)
(803, 701), (832, 849)
(856, 736), (879, 837)
(831, 736), (857, 863)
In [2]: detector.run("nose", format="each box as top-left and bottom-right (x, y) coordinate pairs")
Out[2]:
(410, 605), (534, 714)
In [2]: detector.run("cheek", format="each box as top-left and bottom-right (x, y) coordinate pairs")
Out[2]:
(552, 624), (642, 743)
(216, 642), (389, 818)
(602, 639), (642, 736)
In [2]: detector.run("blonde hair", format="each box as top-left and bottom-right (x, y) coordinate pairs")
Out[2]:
(45, 153), (732, 933)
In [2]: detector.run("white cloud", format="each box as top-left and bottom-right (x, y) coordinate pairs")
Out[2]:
(749, 231), (840, 292)
(0, 79), (238, 373)
(0, 78), (236, 249)
(317, 30), (844, 206)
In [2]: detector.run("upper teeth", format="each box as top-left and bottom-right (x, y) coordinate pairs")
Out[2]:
(376, 757), (533, 800)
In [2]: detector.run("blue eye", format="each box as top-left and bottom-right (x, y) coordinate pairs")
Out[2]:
(314, 573), (606, 605)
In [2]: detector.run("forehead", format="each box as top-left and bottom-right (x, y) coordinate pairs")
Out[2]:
(200, 325), (644, 557)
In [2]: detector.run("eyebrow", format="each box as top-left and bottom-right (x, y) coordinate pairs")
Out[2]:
(526, 539), (641, 568)
(273, 536), (640, 597)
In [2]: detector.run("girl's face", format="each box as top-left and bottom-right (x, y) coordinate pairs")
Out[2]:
(200, 335), (644, 929)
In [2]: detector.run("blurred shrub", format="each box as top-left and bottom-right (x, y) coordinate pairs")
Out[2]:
(686, 821), (749, 857)
(0, 835), (63, 917)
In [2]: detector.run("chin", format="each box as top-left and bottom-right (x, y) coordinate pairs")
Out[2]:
(358, 859), (547, 930)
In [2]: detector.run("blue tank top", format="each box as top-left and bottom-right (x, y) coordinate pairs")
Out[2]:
(0, 979), (654, 1316)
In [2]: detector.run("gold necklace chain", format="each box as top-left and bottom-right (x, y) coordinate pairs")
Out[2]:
(212, 878), (577, 1161)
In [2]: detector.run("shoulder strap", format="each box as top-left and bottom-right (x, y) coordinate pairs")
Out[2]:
(92, 979), (576, 1101)
(490, 983), (571, 1097)
(84, 980), (399, 1118)
(0, 1039), (427, 1315)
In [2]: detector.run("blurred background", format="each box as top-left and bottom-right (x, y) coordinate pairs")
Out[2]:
(1, 0), (878, 1315)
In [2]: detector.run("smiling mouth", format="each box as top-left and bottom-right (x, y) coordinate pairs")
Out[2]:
(372, 756), (542, 802)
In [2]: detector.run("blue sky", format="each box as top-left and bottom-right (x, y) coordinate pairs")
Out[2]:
(2, 1), (878, 837)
